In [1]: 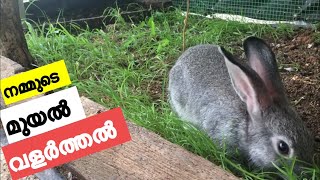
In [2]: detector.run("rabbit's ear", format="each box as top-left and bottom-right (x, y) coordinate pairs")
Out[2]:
(243, 37), (287, 102)
(219, 47), (272, 114)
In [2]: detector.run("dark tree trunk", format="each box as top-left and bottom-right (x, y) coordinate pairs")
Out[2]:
(0, 0), (35, 69)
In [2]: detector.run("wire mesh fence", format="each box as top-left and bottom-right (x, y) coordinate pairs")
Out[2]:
(172, 0), (320, 23)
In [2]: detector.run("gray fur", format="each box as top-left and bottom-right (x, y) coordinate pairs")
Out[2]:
(168, 37), (314, 170)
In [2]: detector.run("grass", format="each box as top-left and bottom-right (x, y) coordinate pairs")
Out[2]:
(24, 8), (319, 179)
(313, 22), (320, 45)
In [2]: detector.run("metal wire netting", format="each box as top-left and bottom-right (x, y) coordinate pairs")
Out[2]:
(172, 0), (320, 22)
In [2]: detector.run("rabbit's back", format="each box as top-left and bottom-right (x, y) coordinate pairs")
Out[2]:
(168, 45), (247, 142)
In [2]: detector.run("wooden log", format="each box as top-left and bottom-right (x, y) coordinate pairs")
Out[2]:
(63, 97), (238, 180)
(0, 0), (35, 68)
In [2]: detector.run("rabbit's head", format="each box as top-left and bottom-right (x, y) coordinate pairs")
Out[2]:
(219, 37), (314, 170)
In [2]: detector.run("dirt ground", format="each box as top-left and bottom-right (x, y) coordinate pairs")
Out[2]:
(267, 29), (320, 152)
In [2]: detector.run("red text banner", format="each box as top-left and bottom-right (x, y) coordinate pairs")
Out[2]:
(2, 107), (131, 180)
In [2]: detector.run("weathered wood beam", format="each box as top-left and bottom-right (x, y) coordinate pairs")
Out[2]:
(63, 97), (238, 180)
(0, 56), (238, 179)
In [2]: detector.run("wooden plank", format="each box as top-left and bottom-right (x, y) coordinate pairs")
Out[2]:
(0, 56), (65, 180)
(0, 56), (238, 179)
(64, 97), (238, 180)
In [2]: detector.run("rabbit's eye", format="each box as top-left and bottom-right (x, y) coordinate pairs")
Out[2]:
(278, 140), (289, 155)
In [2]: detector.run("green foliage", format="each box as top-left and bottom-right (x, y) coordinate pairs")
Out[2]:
(314, 32), (320, 45)
(25, 8), (319, 179)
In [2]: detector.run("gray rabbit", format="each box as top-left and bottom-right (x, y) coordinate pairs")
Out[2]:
(168, 37), (314, 170)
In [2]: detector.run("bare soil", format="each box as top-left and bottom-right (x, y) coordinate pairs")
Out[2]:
(268, 29), (320, 151)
